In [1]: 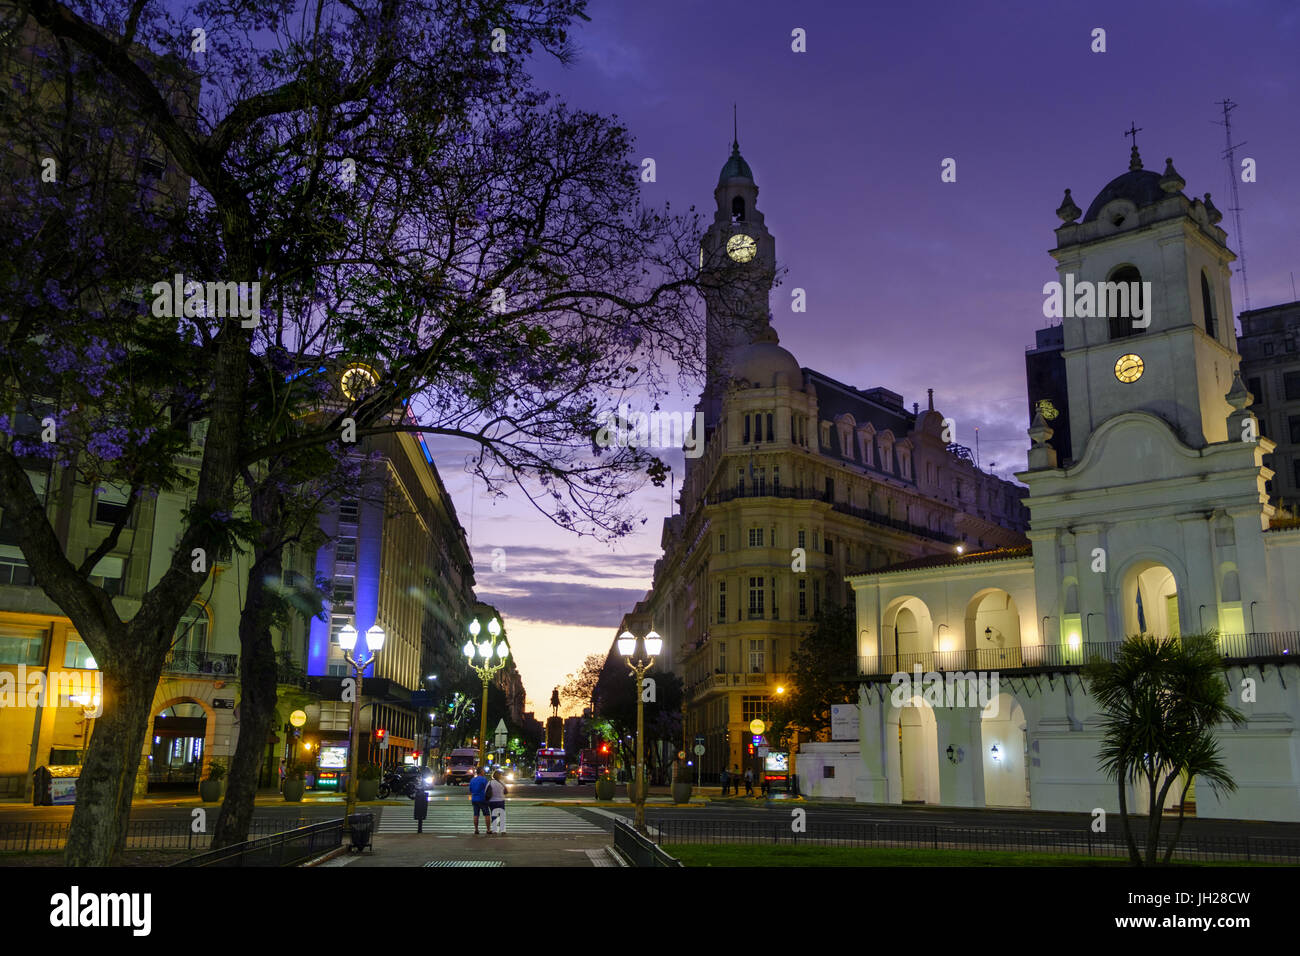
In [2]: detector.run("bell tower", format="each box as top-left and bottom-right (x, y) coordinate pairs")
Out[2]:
(698, 114), (776, 428)
(1049, 142), (1240, 457)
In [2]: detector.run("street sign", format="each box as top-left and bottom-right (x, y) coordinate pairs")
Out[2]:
(693, 734), (704, 746)
(757, 747), (769, 757)
(379, 737), (389, 750)
(749, 719), (765, 736)
(693, 744), (705, 756)
(289, 709), (307, 728)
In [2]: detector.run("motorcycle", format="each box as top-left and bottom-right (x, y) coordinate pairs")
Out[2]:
(377, 766), (435, 799)
(376, 770), (415, 800)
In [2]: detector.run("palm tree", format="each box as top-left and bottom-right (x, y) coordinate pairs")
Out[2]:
(1085, 632), (1244, 866)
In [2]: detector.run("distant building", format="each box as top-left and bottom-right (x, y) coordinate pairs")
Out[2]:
(1237, 300), (1300, 510)
(624, 137), (1029, 781)
(1025, 324), (1071, 463)
(306, 366), (477, 772)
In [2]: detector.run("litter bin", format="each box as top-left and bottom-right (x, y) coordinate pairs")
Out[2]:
(347, 812), (374, 853)
(32, 766), (81, 806)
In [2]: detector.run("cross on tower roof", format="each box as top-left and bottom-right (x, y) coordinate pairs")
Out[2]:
(1124, 122), (1144, 170)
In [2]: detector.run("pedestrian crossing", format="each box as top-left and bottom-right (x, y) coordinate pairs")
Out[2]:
(377, 804), (602, 835)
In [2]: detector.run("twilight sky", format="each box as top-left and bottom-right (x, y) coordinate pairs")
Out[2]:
(428, 0), (1300, 714)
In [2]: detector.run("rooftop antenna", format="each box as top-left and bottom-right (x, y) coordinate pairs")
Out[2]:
(1215, 99), (1250, 311)
(732, 103), (738, 149)
(974, 427), (980, 469)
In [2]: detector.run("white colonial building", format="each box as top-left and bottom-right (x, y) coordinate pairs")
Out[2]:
(839, 145), (1300, 822)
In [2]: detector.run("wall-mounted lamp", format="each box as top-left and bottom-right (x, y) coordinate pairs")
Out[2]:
(990, 745), (1000, 760)
(946, 745), (965, 764)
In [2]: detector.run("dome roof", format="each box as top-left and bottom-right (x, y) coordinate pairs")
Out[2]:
(718, 142), (753, 184)
(1082, 168), (1167, 221)
(731, 325), (801, 387)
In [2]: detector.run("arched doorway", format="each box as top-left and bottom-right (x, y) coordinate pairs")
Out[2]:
(965, 589), (1023, 668)
(1121, 561), (1179, 638)
(897, 698), (939, 804)
(149, 702), (208, 792)
(884, 596), (934, 670)
(981, 694), (1030, 808)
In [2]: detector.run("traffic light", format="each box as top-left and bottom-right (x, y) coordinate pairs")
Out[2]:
(599, 742), (609, 754)
(375, 728), (386, 741)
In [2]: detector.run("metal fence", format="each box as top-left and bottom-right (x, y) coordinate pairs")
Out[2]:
(653, 818), (1300, 864)
(614, 817), (683, 867)
(173, 817), (346, 867)
(0, 815), (314, 854)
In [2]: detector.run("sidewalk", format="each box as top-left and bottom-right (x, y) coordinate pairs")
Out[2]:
(322, 831), (621, 867)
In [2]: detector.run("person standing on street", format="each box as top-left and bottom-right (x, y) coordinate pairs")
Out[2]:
(720, 766), (730, 796)
(485, 770), (508, 835)
(744, 766), (754, 796)
(468, 767), (490, 835)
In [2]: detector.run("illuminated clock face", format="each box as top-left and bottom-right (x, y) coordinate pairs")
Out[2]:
(1034, 399), (1060, 421)
(341, 364), (377, 400)
(1114, 353), (1144, 384)
(726, 233), (757, 263)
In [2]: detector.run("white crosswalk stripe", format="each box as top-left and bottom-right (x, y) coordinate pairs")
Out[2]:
(377, 804), (601, 834)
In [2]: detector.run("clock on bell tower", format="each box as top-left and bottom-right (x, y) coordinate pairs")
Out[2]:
(698, 122), (776, 428)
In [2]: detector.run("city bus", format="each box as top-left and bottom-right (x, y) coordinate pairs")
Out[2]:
(578, 744), (611, 783)
(534, 747), (568, 785)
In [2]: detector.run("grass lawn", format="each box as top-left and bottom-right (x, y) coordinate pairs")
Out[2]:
(660, 844), (1262, 867)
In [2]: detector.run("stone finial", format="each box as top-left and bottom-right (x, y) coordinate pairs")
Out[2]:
(1056, 188), (1081, 223)
(1026, 408), (1058, 470)
(1129, 144), (1143, 172)
(1225, 369), (1253, 411)
(1159, 157), (1185, 194)
(1203, 193), (1223, 225)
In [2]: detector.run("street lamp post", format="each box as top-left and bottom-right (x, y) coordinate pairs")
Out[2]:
(462, 616), (508, 768)
(339, 622), (386, 828)
(617, 629), (662, 834)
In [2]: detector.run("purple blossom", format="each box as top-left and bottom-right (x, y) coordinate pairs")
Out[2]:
(87, 426), (129, 461)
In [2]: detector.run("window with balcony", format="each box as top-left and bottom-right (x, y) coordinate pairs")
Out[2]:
(339, 498), (360, 524)
(797, 529), (806, 550)
(336, 536), (358, 562)
(773, 466), (780, 495)
(748, 640), (765, 673)
(718, 641), (726, 673)
(332, 576), (355, 607)
(748, 528), (763, 547)
(172, 604), (209, 657)
(748, 577), (764, 619)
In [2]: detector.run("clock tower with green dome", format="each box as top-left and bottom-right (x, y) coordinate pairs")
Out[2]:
(698, 119), (777, 429)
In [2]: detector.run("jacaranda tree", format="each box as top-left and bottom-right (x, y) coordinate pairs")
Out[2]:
(0, 0), (749, 864)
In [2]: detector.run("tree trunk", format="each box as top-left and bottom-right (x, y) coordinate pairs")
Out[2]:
(64, 639), (167, 866)
(212, 487), (285, 848)
(1116, 764), (1140, 865)
(1162, 779), (1193, 865)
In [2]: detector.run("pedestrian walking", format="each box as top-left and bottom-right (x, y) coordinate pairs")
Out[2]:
(744, 767), (754, 796)
(468, 767), (490, 835)
(720, 766), (730, 796)
(760, 775), (770, 797)
(486, 770), (508, 835)
(413, 786), (429, 833)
